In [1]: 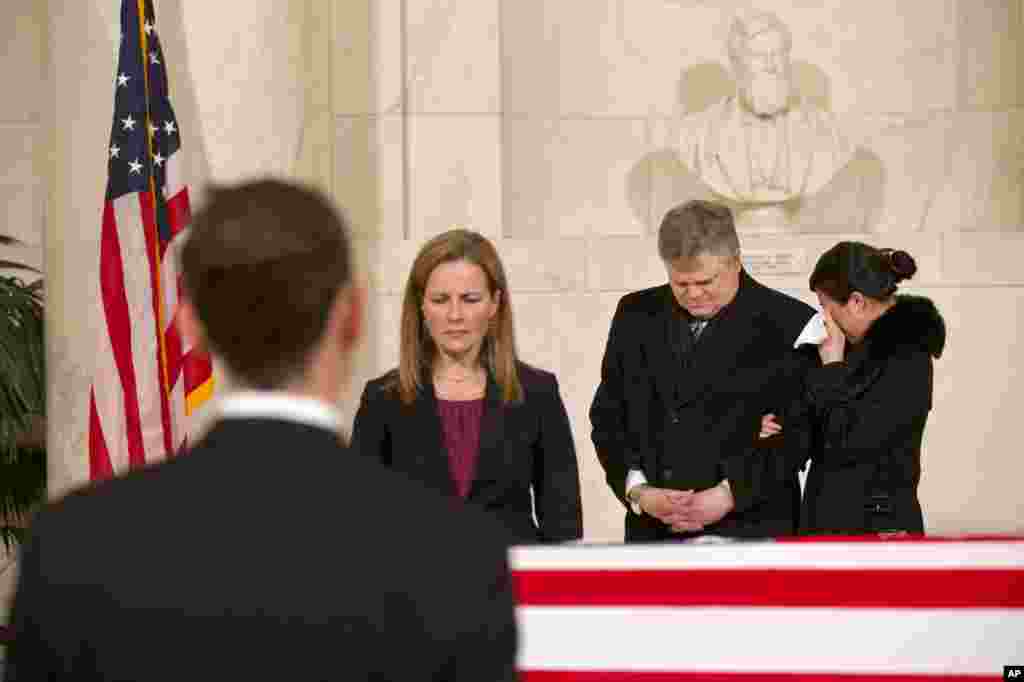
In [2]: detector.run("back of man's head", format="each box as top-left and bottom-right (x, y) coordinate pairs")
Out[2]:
(181, 179), (352, 389)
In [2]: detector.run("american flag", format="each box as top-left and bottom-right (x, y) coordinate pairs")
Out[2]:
(512, 537), (1024, 680)
(88, 0), (213, 480)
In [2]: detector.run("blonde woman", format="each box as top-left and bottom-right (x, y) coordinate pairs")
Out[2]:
(351, 229), (582, 544)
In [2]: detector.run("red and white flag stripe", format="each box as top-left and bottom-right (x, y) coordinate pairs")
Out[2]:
(92, 191), (168, 476)
(511, 538), (1024, 680)
(90, 0), (214, 480)
(90, 149), (210, 478)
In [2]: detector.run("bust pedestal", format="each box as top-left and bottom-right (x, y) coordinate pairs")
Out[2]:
(731, 201), (801, 234)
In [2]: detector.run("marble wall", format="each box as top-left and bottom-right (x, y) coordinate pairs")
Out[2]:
(334, 0), (1024, 540)
(0, 0), (45, 273)
(0, 0), (46, 627)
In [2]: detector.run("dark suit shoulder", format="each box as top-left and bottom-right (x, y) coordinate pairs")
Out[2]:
(616, 285), (671, 315)
(45, 444), (196, 515)
(745, 275), (815, 317)
(21, 448), (200, 567)
(363, 369), (400, 395)
(516, 362), (559, 395)
(743, 274), (816, 336)
(28, 477), (103, 541)
(359, 370), (403, 409)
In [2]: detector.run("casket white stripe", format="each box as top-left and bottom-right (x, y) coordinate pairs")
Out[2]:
(517, 606), (1023, 675)
(511, 541), (1024, 570)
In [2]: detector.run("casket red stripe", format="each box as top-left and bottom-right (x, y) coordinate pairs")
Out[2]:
(513, 568), (1024, 608)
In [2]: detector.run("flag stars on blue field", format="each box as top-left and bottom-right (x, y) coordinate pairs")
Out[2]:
(106, 2), (181, 200)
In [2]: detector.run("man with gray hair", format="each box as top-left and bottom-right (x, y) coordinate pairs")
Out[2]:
(590, 200), (815, 541)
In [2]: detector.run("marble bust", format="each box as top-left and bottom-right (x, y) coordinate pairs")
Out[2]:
(679, 11), (854, 228)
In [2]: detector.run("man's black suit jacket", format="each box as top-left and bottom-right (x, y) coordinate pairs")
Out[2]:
(590, 270), (815, 541)
(352, 363), (582, 545)
(5, 418), (517, 681)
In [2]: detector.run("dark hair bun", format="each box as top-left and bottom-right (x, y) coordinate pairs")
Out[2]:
(885, 249), (917, 283)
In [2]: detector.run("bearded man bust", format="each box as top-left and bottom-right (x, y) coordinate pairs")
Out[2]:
(680, 11), (854, 223)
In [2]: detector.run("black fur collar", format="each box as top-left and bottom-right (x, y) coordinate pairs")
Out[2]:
(864, 295), (946, 359)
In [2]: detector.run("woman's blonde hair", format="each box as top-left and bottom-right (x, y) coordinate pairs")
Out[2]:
(395, 229), (521, 405)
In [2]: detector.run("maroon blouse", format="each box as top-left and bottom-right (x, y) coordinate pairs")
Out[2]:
(436, 398), (485, 499)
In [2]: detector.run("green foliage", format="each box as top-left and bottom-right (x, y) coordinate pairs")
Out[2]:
(0, 237), (45, 550)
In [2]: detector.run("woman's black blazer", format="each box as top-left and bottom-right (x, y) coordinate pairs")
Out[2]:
(778, 296), (946, 534)
(351, 362), (583, 544)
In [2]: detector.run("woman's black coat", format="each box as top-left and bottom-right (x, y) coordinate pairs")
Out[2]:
(773, 296), (946, 534)
(350, 362), (583, 544)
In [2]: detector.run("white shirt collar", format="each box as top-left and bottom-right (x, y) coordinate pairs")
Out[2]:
(216, 391), (342, 433)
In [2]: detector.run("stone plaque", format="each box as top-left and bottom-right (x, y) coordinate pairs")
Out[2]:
(741, 248), (806, 276)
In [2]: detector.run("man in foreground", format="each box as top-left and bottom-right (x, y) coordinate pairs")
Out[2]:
(5, 180), (517, 680)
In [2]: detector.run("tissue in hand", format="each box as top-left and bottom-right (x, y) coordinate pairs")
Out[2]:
(793, 312), (827, 348)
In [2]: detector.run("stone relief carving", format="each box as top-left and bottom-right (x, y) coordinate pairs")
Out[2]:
(678, 10), (856, 232)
